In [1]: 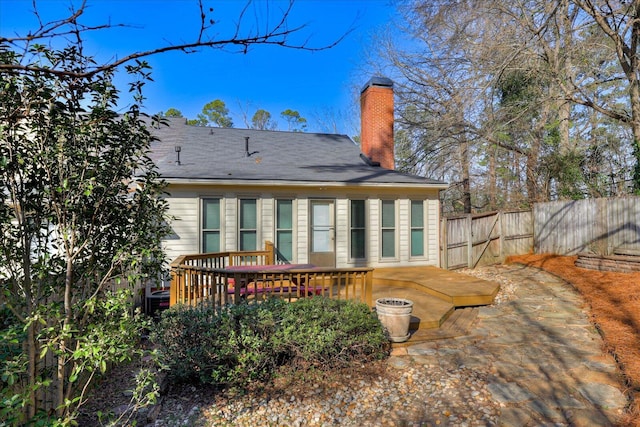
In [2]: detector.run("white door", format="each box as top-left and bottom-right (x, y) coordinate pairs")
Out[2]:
(309, 200), (335, 267)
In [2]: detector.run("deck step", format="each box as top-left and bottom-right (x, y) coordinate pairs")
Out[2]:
(371, 266), (498, 344)
(373, 266), (499, 307)
(373, 284), (455, 330)
(392, 307), (479, 347)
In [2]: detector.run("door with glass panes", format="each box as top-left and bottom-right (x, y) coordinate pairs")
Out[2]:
(309, 200), (335, 267)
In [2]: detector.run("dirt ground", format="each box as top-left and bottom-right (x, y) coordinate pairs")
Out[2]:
(506, 254), (640, 427)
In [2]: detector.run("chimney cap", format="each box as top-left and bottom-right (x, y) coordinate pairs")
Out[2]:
(361, 76), (393, 93)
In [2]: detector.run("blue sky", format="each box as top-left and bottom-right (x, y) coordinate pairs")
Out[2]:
(1, 0), (397, 134)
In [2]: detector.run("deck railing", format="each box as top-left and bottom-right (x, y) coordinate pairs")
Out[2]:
(169, 242), (373, 308)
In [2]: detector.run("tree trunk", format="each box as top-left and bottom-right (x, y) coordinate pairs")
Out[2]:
(556, 0), (574, 156)
(57, 256), (75, 417)
(526, 142), (539, 205)
(27, 323), (37, 420)
(21, 230), (37, 420)
(558, 99), (572, 156)
(460, 139), (472, 213)
(488, 144), (497, 210)
(630, 81), (640, 192)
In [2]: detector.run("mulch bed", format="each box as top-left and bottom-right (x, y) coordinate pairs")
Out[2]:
(507, 254), (640, 427)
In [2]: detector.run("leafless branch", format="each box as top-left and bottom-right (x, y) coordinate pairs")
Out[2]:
(0, 0), (350, 78)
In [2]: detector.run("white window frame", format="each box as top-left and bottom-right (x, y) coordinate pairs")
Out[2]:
(201, 197), (222, 253)
(380, 199), (397, 260)
(238, 198), (259, 251)
(410, 199), (426, 259)
(275, 198), (294, 262)
(349, 199), (367, 261)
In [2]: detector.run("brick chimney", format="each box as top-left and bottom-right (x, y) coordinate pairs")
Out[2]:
(360, 77), (394, 170)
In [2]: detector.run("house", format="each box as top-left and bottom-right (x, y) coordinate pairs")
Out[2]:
(149, 77), (447, 272)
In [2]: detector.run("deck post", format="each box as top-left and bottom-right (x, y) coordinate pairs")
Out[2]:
(169, 255), (186, 307)
(364, 270), (373, 306)
(265, 240), (275, 265)
(169, 268), (178, 306)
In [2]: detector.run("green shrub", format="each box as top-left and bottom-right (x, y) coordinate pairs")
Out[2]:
(275, 297), (389, 369)
(151, 297), (389, 389)
(151, 298), (287, 387)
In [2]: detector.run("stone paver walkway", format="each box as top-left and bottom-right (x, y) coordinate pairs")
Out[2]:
(390, 264), (628, 426)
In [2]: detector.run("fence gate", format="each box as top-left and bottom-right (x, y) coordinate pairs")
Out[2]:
(440, 210), (533, 270)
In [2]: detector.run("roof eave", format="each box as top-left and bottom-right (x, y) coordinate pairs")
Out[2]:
(163, 177), (449, 190)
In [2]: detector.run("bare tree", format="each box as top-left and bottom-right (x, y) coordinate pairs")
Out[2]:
(565, 0), (640, 192)
(377, 0), (637, 212)
(378, 1), (521, 212)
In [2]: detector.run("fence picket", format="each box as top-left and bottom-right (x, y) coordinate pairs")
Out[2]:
(534, 196), (640, 255)
(440, 210), (533, 269)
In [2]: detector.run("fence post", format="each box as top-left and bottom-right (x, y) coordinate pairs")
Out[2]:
(441, 217), (448, 269)
(467, 214), (473, 268)
(498, 211), (504, 261)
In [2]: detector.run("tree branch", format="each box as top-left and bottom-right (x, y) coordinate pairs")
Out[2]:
(1, 0), (350, 79)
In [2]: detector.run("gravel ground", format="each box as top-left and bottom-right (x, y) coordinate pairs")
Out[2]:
(191, 366), (499, 427)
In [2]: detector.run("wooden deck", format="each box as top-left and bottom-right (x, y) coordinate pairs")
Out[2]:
(169, 245), (374, 308)
(372, 266), (499, 344)
(169, 244), (499, 344)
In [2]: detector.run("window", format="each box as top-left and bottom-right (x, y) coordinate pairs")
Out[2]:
(410, 200), (425, 257)
(381, 200), (396, 258)
(202, 198), (220, 252)
(350, 200), (366, 259)
(239, 199), (257, 251)
(276, 199), (293, 262)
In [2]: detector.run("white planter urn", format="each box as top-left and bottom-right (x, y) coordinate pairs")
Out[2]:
(375, 297), (414, 343)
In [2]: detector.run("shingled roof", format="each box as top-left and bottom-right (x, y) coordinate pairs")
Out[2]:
(148, 117), (447, 187)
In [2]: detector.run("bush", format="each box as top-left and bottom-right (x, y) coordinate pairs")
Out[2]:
(151, 298), (288, 387)
(1, 290), (155, 425)
(275, 297), (389, 369)
(151, 297), (389, 389)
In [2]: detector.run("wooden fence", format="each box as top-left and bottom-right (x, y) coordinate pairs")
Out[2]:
(440, 210), (534, 270)
(534, 196), (640, 255)
(440, 196), (640, 269)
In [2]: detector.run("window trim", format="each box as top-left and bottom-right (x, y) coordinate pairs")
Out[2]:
(238, 198), (259, 251)
(275, 198), (294, 263)
(349, 199), (367, 261)
(410, 199), (426, 259)
(201, 197), (222, 253)
(380, 199), (398, 260)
